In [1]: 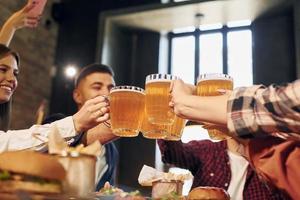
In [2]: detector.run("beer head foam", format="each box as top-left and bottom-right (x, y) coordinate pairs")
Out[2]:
(146, 74), (178, 84)
(110, 85), (145, 94)
(197, 73), (233, 83)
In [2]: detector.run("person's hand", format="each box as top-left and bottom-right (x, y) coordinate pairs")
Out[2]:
(72, 96), (110, 133)
(169, 79), (195, 109)
(201, 122), (230, 134)
(5, 3), (40, 30)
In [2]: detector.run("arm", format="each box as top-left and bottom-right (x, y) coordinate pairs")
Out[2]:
(157, 140), (205, 175)
(0, 3), (39, 46)
(0, 116), (76, 152)
(85, 123), (119, 145)
(227, 80), (300, 139)
(0, 96), (109, 152)
(170, 79), (229, 125)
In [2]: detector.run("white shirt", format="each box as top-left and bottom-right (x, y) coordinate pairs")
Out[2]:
(95, 146), (108, 185)
(227, 150), (249, 200)
(0, 116), (77, 153)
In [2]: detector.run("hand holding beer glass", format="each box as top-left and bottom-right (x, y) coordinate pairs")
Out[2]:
(109, 86), (145, 137)
(196, 73), (233, 140)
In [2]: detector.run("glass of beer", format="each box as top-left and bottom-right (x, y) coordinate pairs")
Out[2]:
(110, 86), (145, 137)
(141, 111), (168, 139)
(145, 74), (178, 125)
(196, 73), (233, 140)
(164, 116), (187, 141)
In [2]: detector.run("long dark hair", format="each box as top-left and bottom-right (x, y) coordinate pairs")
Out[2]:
(0, 44), (20, 131)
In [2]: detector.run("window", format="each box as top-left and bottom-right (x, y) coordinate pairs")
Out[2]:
(168, 22), (253, 86)
(171, 36), (195, 84)
(199, 33), (223, 74)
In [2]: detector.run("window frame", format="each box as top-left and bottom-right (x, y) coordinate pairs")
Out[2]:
(168, 25), (252, 84)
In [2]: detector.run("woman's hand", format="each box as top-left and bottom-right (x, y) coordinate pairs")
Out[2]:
(72, 96), (110, 133)
(5, 3), (40, 30)
(0, 3), (41, 45)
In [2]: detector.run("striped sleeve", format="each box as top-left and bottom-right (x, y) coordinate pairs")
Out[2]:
(227, 80), (300, 140)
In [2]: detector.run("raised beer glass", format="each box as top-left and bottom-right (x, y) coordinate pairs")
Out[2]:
(110, 86), (145, 137)
(196, 73), (233, 140)
(145, 74), (178, 125)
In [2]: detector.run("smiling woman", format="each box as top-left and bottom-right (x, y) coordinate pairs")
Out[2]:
(0, 45), (19, 131)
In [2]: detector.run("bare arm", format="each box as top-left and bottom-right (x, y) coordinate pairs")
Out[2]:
(0, 3), (39, 46)
(85, 123), (119, 145)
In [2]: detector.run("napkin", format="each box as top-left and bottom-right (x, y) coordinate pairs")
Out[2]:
(138, 165), (193, 186)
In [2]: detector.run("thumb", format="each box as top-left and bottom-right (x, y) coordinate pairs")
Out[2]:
(23, 1), (36, 13)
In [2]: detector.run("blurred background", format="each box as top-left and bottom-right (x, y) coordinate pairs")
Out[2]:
(1, 0), (299, 194)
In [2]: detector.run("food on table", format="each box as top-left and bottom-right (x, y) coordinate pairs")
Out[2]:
(187, 186), (230, 200)
(0, 151), (65, 194)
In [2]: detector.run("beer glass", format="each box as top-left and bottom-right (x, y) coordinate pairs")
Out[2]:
(145, 74), (177, 125)
(196, 73), (233, 140)
(110, 86), (145, 137)
(141, 111), (168, 139)
(164, 116), (187, 141)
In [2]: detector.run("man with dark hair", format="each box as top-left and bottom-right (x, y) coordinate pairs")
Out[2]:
(72, 63), (118, 190)
(44, 63), (119, 190)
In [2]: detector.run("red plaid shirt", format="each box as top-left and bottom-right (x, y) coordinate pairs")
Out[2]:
(227, 79), (300, 140)
(158, 140), (288, 200)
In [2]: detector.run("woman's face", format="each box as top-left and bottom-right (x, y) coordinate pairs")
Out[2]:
(0, 54), (18, 103)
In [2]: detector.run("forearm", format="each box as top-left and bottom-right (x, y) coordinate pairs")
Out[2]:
(0, 117), (77, 152)
(157, 140), (199, 173)
(0, 22), (15, 46)
(174, 94), (229, 125)
(227, 81), (300, 139)
(86, 124), (118, 145)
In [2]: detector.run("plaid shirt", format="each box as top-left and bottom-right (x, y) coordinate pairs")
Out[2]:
(227, 79), (300, 140)
(158, 140), (288, 200)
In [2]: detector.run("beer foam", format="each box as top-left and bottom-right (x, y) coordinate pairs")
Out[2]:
(110, 88), (145, 95)
(197, 73), (233, 83)
(146, 74), (178, 84)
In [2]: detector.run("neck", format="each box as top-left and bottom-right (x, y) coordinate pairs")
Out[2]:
(227, 138), (242, 155)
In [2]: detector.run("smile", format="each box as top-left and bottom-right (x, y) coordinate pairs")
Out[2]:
(0, 85), (13, 92)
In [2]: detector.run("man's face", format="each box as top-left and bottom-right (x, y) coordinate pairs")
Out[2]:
(73, 72), (115, 107)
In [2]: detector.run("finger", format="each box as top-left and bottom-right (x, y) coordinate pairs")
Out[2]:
(26, 16), (40, 20)
(88, 102), (109, 113)
(23, 2), (36, 13)
(216, 89), (231, 95)
(25, 21), (39, 27)
(96, 113), (110, 123)
(169, 80), (175, 93)
(88, 95), (108, 105)
(26, 24), (38, 28)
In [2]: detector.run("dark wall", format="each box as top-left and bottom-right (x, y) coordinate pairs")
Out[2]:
(50, 0), (160, 115)
(252, 8), (296, 85)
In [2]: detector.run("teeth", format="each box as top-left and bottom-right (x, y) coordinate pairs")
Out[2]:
(0, 86), (12, 91)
